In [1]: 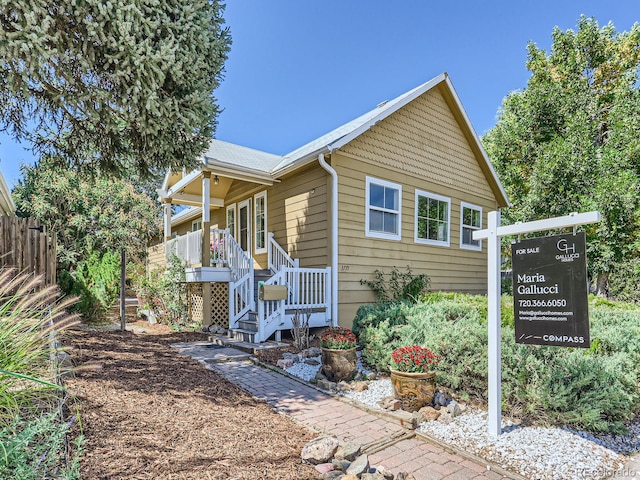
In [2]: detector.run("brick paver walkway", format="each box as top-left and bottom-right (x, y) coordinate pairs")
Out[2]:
(208, 360), (513, 480)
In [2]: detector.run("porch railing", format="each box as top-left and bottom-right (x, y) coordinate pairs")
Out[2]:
(222, 229), (254, 328)
(166, 230), (202, 265)
(267, 232), (298, 272)
(256, 266), (331, 343)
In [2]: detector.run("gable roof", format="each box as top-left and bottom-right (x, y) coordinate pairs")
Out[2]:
(198, 72), (509, 207)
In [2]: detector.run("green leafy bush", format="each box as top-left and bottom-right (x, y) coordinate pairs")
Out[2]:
(131, 254), (191, 327)
(360, 266), (429, 303)
(0, 413), (83, 479)
(357, 292), (640, 433)
(352, 302), (410, 337)
(59, 250), (120, 321)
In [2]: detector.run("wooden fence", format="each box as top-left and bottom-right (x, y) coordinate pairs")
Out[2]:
(0, 216), (57, 285)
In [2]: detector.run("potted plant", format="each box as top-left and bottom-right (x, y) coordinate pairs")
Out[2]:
(389, 345), (440, 412)
(320, 326), (357, 382)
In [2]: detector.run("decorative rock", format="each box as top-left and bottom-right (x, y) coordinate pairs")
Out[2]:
(346, 454), (370, 476)
(317, 379), (337, 391)
(378, 396), (401, 411)
(437, 410), (453, 425)
(362, 473), (386, 480)
(337, 381), (351, 391)
(315, 463), (335, 474)
(352, 381), (369, 392)
(341, 475), (359, 480)
(301, 436), (340, 464)
(282, 352), (296, 360)
(277, 358), (294, 369)
(396, 474), (416, 480)
(366, 372), (377, 380)
(433, 391), (448, 407)
(307, 347), (322, 356)
(340, 442), (361, 462)
(447, 399), (463, 417)
(332, 458), (351, 471)
(419, 406), (441, 421)
(375, 465), (395, 479)
(323, 472), (345, 479)
(304, 358), (321, 366)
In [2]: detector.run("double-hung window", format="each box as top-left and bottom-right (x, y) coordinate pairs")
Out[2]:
(191, 219), (202, 232)
(254, 191), (267, 254)
(460, 202), (482, 250)
(414, 190), (450, 247)
(366, 177), (402, 241)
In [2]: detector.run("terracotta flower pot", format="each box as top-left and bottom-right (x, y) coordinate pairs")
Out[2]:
(390, 369), (436, 412)
(321, 347), (357, 382)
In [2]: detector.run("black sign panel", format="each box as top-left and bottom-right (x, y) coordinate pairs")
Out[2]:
(512, 232), (590, 348)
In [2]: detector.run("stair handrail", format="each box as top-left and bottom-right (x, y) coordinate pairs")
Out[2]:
(267, 232), (299, 273)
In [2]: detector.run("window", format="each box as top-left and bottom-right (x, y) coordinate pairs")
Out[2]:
(226, 204), (236, 239)
(460, 202), (482, 250)
(414, 190), (450, 247)
(366, 177), (402, 240)
(191, 219), (202, 232)
(254, 191), (267, 253)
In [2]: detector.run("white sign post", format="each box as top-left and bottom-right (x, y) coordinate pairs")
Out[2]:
(473, 211), (601, 437)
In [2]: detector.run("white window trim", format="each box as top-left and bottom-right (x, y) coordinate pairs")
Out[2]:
(226, 203), (236, 239)
(253, 191), (267, 254)
(365, 176), (402, 241)
(191, 219), (202, 232)
(414, 189), (451, 247)
(460, 202), (483, 251)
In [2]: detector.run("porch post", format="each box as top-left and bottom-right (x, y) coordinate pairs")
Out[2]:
(201, 172), (212, 326)
(163, 201), (172, 242)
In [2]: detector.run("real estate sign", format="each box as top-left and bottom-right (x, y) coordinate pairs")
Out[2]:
(512, 232), (590, 348)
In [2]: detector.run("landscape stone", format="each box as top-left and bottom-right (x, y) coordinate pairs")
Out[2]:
(433, 391), (448, 406)
(438, 410), (453, 425)
(366, 372), (377, 380)
(346, 454), (370, 476)
(447, 400), (463, 417)
(307, 347), (322, 356)
(352, 381), (370, 392)
(341, 442), (361, 461)
(317, 379), (337, 391)
(340, 475), (359, 480)
(276, 358), (294, 369)
(337, 381), (351, 391)
(323, 472), (345, 479)
(395, 410), (418, 429)
(419, 406), (441, 421)
(362, 472), (386, 480)
(397, 473), (417, 480)
(301, 436), (340, 464)
(375, 465), (395, 479)
(315, 463), (335, 474)
(332, 458), (351, 471)
(304, 358), (321, 366)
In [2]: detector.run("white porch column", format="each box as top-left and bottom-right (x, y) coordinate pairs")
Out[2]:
(201, 172), (212, 326)
(163, 201), (172, 242)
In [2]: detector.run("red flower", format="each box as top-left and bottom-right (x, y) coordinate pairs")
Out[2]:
(320, 327), (357, 350)
(391, 345), (439, 373)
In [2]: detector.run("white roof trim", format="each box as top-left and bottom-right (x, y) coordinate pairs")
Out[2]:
(442, 76), (510, 207)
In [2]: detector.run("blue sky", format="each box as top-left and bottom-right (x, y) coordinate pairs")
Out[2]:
(1, 0), (637, 189)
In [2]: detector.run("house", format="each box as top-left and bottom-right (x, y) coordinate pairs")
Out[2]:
(154, 72), (509, 342)
(0, 170), (16, 216)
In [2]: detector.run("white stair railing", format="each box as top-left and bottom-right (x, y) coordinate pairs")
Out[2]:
(221, 229), (253, 328)
(267, 232), (299, 273)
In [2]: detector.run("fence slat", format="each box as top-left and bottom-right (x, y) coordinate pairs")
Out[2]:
(0, 217), (56, 283)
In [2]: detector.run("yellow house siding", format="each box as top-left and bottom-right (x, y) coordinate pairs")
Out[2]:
(331, 87), (501, 327)
(340, 85), (496, 203)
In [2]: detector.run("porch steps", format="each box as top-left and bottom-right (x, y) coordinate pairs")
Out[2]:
(208, 333), (288, 354)
(228, 269), (273, 344)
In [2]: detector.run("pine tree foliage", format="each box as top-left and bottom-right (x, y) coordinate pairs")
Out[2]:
(482, 17), (640, 294)
(0, 0), (231, 176)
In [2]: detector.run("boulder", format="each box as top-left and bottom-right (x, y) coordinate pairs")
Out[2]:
(301, 436), (339, 465)
(362, 473), (386, 480)
(277, 358), (294, 369)
(447, 400), (463, 417)
(340, 442), (361, 462)
(315, 463), (334, 474)
(418, 406), (441, 421)
(437, 410), (453, 425)
(346, 454), (370, 476)
(352, 381), (370, 392)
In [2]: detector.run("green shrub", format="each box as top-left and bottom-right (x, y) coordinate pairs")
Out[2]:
(360, 266), (429, 303)
(59, 249), (120, 321)
(131, 254), (191, 327)
(357, 292), (640, 433)
(352, 302), (410, 337)
(0, 413), (83, 479)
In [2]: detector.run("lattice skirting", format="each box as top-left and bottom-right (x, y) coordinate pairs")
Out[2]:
(187, 282), (229, 327)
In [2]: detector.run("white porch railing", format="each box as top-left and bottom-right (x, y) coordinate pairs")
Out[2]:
(166, 230), (202, 265)
(222, 230), (254, 328)
(267, 232), (299, 272)
(256, 266), (331, 343)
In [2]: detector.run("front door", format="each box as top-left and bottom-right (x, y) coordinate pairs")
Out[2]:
(238, 199), (251, 256)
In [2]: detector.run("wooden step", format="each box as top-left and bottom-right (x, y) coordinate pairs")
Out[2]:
(229, 328), (256, 343)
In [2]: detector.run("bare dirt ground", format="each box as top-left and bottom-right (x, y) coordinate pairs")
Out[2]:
(63, 321), (318, 479)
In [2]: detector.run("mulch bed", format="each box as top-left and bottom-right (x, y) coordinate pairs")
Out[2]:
(63, 322), (318, 479)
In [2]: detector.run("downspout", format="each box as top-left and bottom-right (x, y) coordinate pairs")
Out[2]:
(318, 153), (339, 327)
